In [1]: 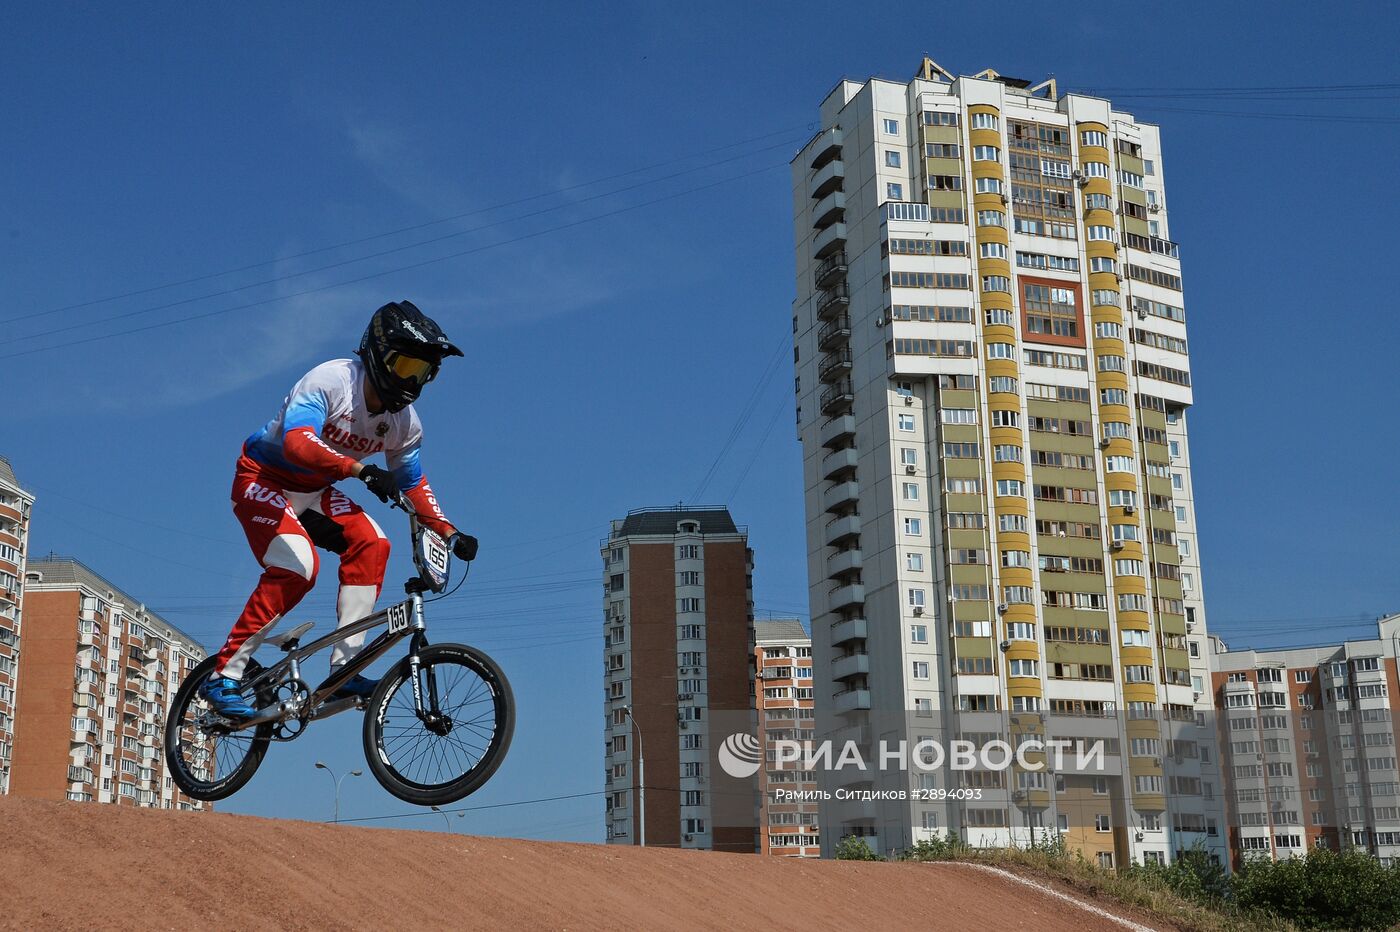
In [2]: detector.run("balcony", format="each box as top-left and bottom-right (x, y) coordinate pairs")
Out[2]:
(833, 688), (872, 713)
(817, 314), (851, 352)
(810, 127), (843, 170)
(813, 222), (848, 259)
(828, 582), (865, 612)
(817, 348), (853, 384)
(824, 513), (861, 547)
(819, 379), (854, 416)
(821, 446), (858, 480)
(819, 414), (856, 449)
(814, 251), (848, 290)
(815, 282), (850, 321)
(811, 160), (844, 199)
(832, 652), (870, 682)
(822, 480), (859, 514)
(830, 617), (868, 645)
(826, 548), (863, 578)
(812, 191), (846, 231)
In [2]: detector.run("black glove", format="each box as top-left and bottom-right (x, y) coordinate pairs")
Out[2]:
(358, 464), (397, 503)
(451, 533), (479, 562)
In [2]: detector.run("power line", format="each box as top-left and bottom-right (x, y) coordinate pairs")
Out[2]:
(0, 159), (788, 361)
(2, 137), (803, 343)
(333, 789), (606, 824)
(726, 394), (791, 503)
(689, 337), (788, 502)
(4, 123), (815, 326)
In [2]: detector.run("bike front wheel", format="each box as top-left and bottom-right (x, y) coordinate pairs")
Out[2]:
(363, 643), (514, 806)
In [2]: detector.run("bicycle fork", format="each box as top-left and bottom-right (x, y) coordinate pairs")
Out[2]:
(406, 593), (450, 734)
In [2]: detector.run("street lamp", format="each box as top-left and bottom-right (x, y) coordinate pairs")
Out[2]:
(314, 761), (362, 823)
(623, 705), (645, 848)
(430, 806), (464, 832)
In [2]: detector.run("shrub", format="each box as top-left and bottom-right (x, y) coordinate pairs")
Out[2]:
(1230, 848), (1400, 930)
(834, 835), (881, 861)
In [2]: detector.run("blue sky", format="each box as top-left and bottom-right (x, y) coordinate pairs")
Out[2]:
(2, 2), (1397, 840)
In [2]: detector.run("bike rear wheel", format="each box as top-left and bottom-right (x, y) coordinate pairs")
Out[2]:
(363, 643), (514, 806)
(164, 656), (274, 801)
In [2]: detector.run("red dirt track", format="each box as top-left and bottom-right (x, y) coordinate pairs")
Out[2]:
(0, 797), (1153, 930)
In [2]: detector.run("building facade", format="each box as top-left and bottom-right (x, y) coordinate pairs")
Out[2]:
(754, 619), (820, 856)
(12, 557), (207, 809)
(0, 456), (36, 795)
(1210, 615), (1400, 868)
(602, 506), (757, 852)
(790, 59), (1223, 866)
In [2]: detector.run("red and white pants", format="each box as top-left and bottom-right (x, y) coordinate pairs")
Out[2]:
(215, 461), (390, 680)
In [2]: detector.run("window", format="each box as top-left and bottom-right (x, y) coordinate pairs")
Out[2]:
(979, 241), (1007, 259)
(909, 624), (928, 643)
(906, 552), (924, 572)
(904, 517), (923, 536)
(1095, 814), (1111, 832)
(977, 210), (1005, 227)
(678, 598), (702, 613)
(973, 145), (1000, 161)
(1083, 161), (1110, 178)
(996, 479), (1024, 497)
(1087, 225), (1115, 242)
(941, 408), (976, 425)
(975, 177), (1002, 194)
(885, 150), (902, 168)
(987, 342), (1015, 360)
(1081, 130), (1108, 148)
(887, 182), (904, 200)
(898, 413), (916, 431)
(900, 447), (917, 466)
(971, 112), (998, 130)
(1009, 659), (1038, 677)
(907, 588), (926, 608)
(902, 482), (919, 501)
(912, 661), (930, 680)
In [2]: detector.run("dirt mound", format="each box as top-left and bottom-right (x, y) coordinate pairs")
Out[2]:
(0, 797), (1153, 930)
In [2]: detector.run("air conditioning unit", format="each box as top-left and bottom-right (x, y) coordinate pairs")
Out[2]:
(904, 395), (915, 405)
(996, 603), (1009, 615)
(913, 606), (924, 616)
(684, 833), (694, 842)
(1148, 204), (1161, 213)
(905, 464), (916, 474)
(1111, 540), (1125, 551)
(875, 316), (888, 328)
(1099, 439), (1111, 449)
(1193, 692), (1202, 702)
(1123, 504), (1136, 515)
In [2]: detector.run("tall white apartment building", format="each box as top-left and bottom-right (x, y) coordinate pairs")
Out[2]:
(791, 59), (1224, 868)
(0, 455), (35, 794)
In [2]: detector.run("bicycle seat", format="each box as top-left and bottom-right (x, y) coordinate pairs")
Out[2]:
(265, 621), (315, 651)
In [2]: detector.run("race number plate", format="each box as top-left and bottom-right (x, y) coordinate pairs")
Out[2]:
(420, 529), (450, 589)
(386, 599), (414, 634)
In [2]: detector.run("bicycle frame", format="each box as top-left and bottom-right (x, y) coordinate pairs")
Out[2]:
(223, 491), (450, 733)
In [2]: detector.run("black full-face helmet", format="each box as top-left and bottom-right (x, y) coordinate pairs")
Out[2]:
(356, 300), (463, 412)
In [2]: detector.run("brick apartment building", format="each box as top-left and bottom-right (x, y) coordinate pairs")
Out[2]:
(12, 557), (207, 809)
(755, 618), (820, 856)
(1210, 613), (1400, 868)
(602, 506), (757, 851)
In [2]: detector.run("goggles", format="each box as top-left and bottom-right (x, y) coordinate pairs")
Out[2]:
(384, 350), (438, 386)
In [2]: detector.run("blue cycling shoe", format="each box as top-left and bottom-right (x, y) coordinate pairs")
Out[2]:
(199, 675), (257, 720)
(331, 673), (379, 703)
